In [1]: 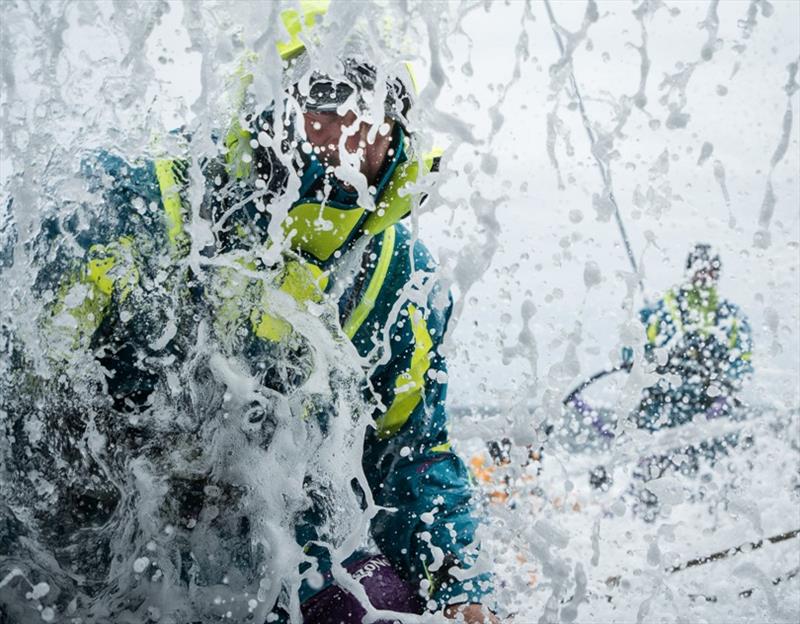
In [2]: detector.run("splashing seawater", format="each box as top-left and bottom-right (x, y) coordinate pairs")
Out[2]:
(0, 2), (396, 621)
(0, 186), (374, 622)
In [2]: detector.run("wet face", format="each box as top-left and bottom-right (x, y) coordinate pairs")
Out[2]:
(302, 110), (395, 186)
(691, 265), (720, 288)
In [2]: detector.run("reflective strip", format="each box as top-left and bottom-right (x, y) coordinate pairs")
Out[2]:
(422, 559), (435, 597)
(223, 50), (260, 180)
(52, 238), (138, 351)
(224, 121), (253, 180)
(343, 225), (396, 339)
(154, 159), (187, 251)
(86, 255), (116, 297)
(728, 319), (739, 349)
(252, 311), (291, 342)
(211, 256), (329, 345)
(375, 304), (433, 439)
(251, 261), (329, 342)
(403, 61), (420, 94)
(362, 149), (441, 237)
(646, 321), (659, 344)
(85, 237), (138, 301)
(226, 0), (326, 169)
(263, 148), (439, 261)
(701, 287), (719, 333)
(684, 286), (718, 336)
(430, 441), (451, 453)
(663, 290), (683, 332)
(702, 309), (714, 335)
(281, 260), (328, 301)
(741, 352), (752, 361)
(277, 0), (330, 60)
(284, 202), (366, 262)
(71, 253), (116, 337)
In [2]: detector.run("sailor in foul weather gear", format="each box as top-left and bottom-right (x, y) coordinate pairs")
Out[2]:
(636, 243), (753, 431)
(34, 2), (493, 619)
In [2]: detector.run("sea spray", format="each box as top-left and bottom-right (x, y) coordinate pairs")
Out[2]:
(0, 2), (382, 621)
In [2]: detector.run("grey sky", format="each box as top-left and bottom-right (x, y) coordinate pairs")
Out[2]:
(413, 0), (800, 409)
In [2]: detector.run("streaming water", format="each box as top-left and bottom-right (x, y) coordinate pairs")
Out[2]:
(0, 2), (397, 622)
(2, 1), (799, 624)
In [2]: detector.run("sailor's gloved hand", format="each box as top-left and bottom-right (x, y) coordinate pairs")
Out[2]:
(444, 603), (501, 623)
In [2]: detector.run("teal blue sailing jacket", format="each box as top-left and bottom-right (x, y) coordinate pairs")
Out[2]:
(636, 284), (753, 430)
(640, 285), (754, 390)
(43, 136), (491, 609)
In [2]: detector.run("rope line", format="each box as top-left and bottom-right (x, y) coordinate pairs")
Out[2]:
(543, 0), (645, 296)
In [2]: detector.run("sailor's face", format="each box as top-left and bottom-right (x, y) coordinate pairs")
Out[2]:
(691, 267), (719, 287)
(302, 110), (394, 184)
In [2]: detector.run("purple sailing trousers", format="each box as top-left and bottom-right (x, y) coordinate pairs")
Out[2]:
(301, 555), (425, 623)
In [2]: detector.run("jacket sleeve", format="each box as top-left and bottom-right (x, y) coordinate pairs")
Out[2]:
(43, 151), (181, 366)
(355, 227), (492, 608)
(40, 152), (157, 356)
